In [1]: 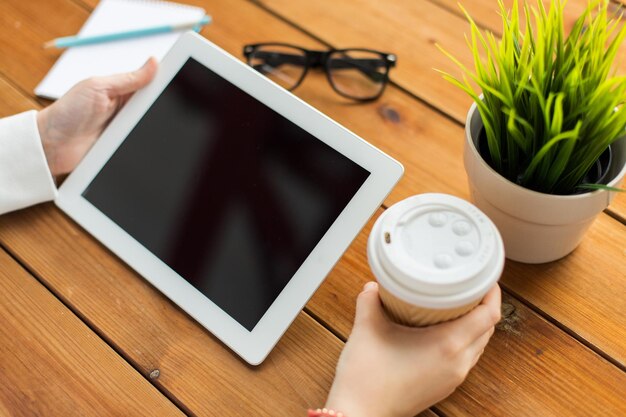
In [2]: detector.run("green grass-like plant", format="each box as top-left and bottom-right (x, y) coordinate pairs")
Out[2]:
(439, 0), (626, 194)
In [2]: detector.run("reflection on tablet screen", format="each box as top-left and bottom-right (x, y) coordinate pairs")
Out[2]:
(83, 58), (370, 331)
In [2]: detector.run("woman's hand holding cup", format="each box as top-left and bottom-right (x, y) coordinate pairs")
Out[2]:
(325, 282), (501, 417)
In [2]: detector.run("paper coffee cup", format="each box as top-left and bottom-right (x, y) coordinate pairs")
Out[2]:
(367, 193), (504, 326)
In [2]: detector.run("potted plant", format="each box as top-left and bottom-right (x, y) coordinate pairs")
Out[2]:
(439, 0), (626, 263)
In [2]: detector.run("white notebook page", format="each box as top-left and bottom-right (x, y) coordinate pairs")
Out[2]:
(35, 0), (206, 99)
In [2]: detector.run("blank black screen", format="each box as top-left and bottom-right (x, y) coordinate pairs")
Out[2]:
(83, 58), (370, 331)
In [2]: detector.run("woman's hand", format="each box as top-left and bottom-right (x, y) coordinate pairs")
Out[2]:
(325, 282), (501, 417)
(37, 58), (158, 176)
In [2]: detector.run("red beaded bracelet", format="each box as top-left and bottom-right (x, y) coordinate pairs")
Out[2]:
(307, 408), (346, 417)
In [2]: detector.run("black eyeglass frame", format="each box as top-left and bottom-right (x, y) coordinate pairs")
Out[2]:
(243, 43), (397, 101)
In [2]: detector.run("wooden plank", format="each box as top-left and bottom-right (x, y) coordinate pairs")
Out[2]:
(503, 214), (626, 365)
(445, 293), (626, 417)
(311, 209), (626, 416)
(0, 248), (184, 416)
(255, 0), (626, 227)
(0, 0), (86, 95)
(0, 76), (40, 116)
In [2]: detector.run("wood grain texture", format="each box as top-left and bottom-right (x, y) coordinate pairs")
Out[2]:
(445, 293), (626, 417)
(310, 211), (626, 416)
(253, 0), (476, 121)
(1, 0), (625, 416)
(503, 214), (626, 366)
(0, 0), (86, 95)
(0, 204), (341, 416)
(0, 248), (184, 417)
(255, 0), (626, 225)
(0, 77), (40, 116)
(7, 207), (624, 415)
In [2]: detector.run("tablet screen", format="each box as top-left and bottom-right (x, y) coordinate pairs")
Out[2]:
(83, 58), (370, 331)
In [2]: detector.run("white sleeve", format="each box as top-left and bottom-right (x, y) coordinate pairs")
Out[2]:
(0, 110), (58, 215)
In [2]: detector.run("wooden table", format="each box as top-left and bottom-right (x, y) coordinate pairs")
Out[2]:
(1, 1), (625, 416)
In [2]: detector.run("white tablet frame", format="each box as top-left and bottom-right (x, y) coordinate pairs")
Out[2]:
(56, 32), (403, 365)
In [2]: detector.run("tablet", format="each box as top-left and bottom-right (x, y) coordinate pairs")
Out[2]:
(56, 32), (403, 365)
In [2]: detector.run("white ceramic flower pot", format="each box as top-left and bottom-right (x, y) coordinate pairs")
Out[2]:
(464, 102), (626, 263)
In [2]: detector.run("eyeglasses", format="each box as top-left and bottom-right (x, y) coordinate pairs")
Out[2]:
(243, 43), (397, 101)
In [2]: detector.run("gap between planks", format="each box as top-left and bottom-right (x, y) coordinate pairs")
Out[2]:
(68, 0), (92, 12)
(0, 69), (43, 110)
(0, 239), (195, 417)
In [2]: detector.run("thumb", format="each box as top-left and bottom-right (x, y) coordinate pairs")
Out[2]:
(104, 57), (158, 97)
(354, 282), (388, 329)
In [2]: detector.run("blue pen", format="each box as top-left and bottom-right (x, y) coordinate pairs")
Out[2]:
(43, 15), (211, 49)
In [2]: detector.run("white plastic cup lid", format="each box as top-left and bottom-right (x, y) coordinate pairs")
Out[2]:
(368, 193), (504, 309)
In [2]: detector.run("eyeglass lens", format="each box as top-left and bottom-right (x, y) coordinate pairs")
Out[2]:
(327, 50), (388, 100)
(248, 45), (307, 91)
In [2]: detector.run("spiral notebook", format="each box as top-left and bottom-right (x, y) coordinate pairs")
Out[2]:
(35, 0), (206, 100)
